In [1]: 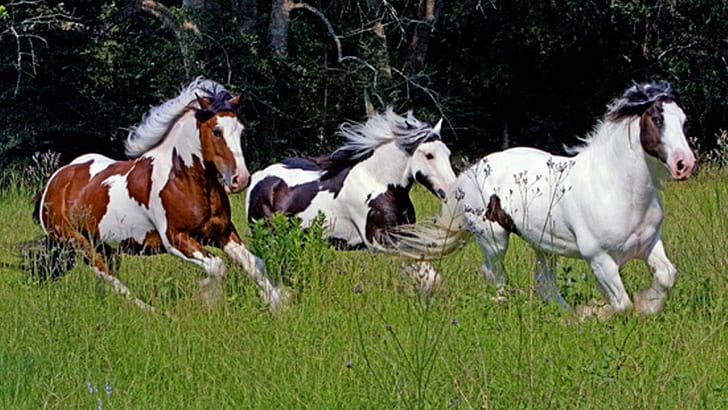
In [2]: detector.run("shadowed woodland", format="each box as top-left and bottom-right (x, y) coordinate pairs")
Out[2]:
(1, 0), (727, 170)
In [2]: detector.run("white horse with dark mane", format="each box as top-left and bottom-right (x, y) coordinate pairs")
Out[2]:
(389, 82), (695, 316)
(246, 108), (457, 289)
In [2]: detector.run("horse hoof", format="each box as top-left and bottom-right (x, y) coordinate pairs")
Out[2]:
(634, 288), (666, 315)
(199, 277), (224, 306)
(490, 287), (508, 303)
(263, 287), (292, 312)
(576, 299), (614, 321)
(402, 263), (443, 293)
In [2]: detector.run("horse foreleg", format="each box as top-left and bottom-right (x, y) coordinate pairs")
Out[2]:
(221, 232), (289, 311)
(634, 238), (676, 315)
(166, 233), (227, 306)
(587, 253), (632, 316)
(533, 251), (570, 310)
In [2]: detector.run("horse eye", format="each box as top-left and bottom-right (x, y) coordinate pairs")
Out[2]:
(425, 153), (435, 160)
(652, 116), (663, 127)
(213, 129), (223, 138)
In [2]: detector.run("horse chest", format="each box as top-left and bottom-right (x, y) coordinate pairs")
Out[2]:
(364, 185), (415, 244)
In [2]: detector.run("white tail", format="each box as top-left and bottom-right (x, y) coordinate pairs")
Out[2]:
(388, 188), (470, 260)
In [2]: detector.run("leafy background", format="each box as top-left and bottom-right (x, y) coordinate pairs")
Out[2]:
(1, 0), (726, 170)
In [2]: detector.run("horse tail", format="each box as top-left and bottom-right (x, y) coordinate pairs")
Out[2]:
(18, 236), (76, 282)
(26, 190), (76, 280)
(387, 187), (470, 261)
(31, 190), (42, 224)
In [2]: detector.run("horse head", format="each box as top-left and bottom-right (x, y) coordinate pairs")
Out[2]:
(612, 82), (696, 180)
(409, 119), (457, 199)
(195, 93), (250, 192)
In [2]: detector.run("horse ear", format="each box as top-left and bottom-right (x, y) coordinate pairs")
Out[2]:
(196, 93), (211, 109)
(432, 118), (443, 136)
(229, 95), (241, 108)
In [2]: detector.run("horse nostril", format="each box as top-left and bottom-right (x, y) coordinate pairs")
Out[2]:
(677, 160), (685, 171)
(437, 189), (446, 199)
(231, 175), (239, 187)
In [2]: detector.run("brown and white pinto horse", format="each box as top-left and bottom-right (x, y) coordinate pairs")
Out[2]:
(35, 78), (286, 311)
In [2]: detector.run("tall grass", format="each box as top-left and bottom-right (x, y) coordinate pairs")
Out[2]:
(0, 167), (727, 408)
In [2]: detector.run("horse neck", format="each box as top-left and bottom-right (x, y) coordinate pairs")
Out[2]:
(577, 118), (660, 198)
(354, 142), (412, 188)
(145, 111), (205, 174)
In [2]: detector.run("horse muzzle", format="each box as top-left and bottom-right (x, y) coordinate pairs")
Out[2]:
(226, 170), (251, 193)
(667, 149), (696, 180)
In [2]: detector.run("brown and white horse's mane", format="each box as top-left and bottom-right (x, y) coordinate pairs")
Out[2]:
(315, 108), (438, 176)
(124, 77), (234, 158)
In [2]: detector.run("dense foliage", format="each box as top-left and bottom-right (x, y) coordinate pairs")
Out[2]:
(1, 0), (726, 170)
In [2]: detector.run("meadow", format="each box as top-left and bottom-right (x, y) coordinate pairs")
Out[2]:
(0, 166), (726, 409)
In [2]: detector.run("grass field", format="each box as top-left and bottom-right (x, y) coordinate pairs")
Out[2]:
(0, 166), (727, 409)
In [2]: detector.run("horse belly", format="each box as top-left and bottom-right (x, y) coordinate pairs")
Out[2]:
(461, 154), (581, 256)
(97, 175), (156, 245)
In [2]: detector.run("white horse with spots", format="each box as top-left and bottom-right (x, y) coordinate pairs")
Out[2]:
(389, 82), (695, 316)
(246, 108), (457, 290)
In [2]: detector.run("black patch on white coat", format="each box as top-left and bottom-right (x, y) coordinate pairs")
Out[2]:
(365, 183), (416, 245)
(281, 156), (352, 198)
(319, 165), (352, 198)
(247, 176), (319, 222)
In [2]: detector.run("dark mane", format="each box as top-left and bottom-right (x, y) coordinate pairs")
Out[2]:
(314, 148), (370, 181)
(194, 86), (237, 122)
(313, 108), (438, 180)
(606, 81), (680, 121)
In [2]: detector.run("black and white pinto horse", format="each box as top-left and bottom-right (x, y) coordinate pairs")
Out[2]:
(246, 108), (457, 288)
(389, 82), (696, 317)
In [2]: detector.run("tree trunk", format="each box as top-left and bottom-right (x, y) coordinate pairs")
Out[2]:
(365, 0), (392, 79)
(268, 0), (294, 57)
(406, 0), (445, 75)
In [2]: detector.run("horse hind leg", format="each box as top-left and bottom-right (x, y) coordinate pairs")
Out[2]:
(634, 239), (676, 315)
(72, 233), (156, 312)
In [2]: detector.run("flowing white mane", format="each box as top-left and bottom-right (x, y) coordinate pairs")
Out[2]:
(124, 77), (230, 158)
(334, 107), (435, 160)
